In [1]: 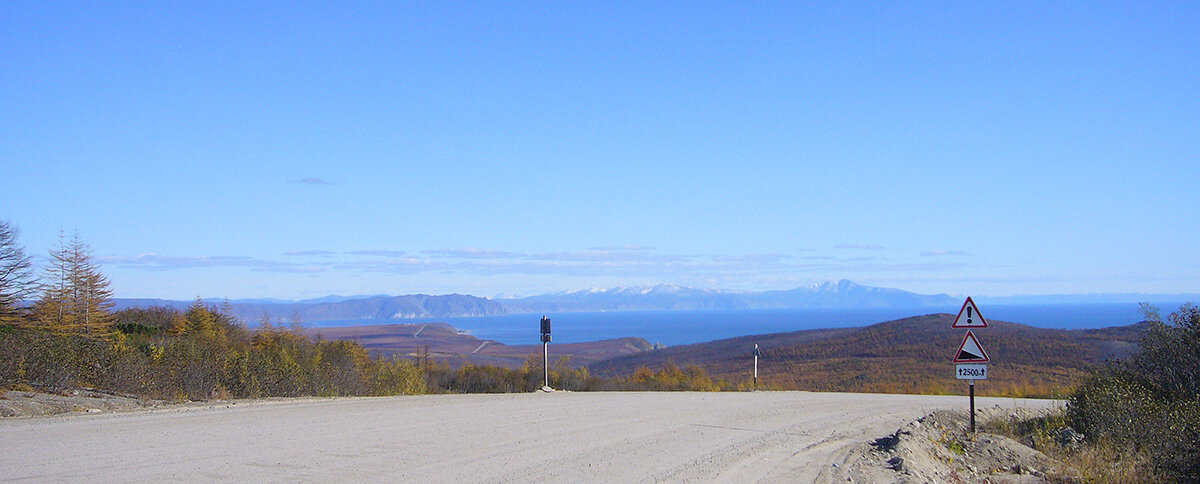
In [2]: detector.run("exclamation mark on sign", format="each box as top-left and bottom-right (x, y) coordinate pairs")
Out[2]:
(966, 307), (972, 325)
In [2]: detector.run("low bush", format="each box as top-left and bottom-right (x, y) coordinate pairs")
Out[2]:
(1066, 304), (1200, 481)
(0, 304), (430, 401)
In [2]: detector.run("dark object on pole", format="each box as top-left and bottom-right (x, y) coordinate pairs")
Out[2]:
(540, 315), (551, 388)
(969, 381), (976, 433)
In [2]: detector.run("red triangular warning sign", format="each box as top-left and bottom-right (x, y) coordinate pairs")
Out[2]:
(952, 297), (987, 328)
(954, 330), (989, 363)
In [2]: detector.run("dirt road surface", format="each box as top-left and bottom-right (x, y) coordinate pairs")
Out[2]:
(0, 391), (1057, 482)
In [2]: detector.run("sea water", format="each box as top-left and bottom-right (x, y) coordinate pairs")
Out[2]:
(308, 301), (1191, 346)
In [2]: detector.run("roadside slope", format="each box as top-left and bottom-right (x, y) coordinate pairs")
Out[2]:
(0, 391), (1056, 482)
(591, 314), (1144, 395)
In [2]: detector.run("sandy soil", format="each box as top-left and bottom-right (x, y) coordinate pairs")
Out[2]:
(0, 389), (169, 417)
(842, 407), (1076, 483)
(0, 391), (1057, 482)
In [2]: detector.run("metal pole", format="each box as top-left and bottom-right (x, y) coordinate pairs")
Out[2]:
(753, 344), (758, 390)
(969, 380), (976, 433)
(543, 341), (549, 388)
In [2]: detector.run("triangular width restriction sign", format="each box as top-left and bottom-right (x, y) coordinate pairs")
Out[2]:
(954, 330), (990, 363)
(952, 297), (987, 328)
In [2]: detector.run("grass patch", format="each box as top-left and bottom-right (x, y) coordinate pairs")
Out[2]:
(984, 409), (1162, 483)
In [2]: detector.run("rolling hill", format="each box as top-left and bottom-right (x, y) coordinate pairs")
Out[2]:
(588, 313), (1146, 396)
(310, 322), (655, 368)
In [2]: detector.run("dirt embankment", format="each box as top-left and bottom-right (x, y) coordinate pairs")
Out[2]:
(842, 407), (1077, 483)
(1, 389), (170, 418)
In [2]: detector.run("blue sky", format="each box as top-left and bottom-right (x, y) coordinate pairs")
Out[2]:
(2, 2), (1198, 300)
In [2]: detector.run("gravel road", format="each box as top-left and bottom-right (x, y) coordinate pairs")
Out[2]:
(0, 391), (1057, 482)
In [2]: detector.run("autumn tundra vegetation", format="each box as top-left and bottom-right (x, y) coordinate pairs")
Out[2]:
(2, 220), (1197, 480)
(0, 222), (732, 399)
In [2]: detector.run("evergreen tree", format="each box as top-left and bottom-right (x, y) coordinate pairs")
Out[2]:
(183, 297), (218, 338)
(34, 232), (114, 336)
(0, 221), (36, 325)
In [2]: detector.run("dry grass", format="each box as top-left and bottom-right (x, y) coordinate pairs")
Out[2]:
(1054, 444), (1156, 484)
(983, 409), (1161, 483)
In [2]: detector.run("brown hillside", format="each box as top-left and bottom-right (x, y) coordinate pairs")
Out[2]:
(589, 314), (1145, 397)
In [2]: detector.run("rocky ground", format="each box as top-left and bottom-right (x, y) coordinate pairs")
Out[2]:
(0, 388), (161, 417)
(841, 406), (1079, 483)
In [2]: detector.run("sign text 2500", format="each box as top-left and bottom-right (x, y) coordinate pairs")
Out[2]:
(955, 364), (988, 380)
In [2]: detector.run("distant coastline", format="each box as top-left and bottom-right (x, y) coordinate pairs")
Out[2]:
(112, 280), (1199, 330)
(307, 301), (1182, 347)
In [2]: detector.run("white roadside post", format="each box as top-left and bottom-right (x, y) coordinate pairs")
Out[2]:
(540, 315), (551, 389)
(753, 344), (760, 390)
(952, 298), (990, 433)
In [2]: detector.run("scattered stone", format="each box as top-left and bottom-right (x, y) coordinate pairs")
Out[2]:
(841, 409), (1069, 483)
(1, 390), (169, 418)
(1053, 427), (1085, 450)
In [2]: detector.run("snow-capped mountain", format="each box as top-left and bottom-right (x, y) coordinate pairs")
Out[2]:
(113, 281), (958, 322)
(749, 279), (957, 308)
(504, 283), (750, 313)
(500, 280), (956, 313)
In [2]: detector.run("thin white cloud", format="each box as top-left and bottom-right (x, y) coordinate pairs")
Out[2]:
(530, 250), (693, 263)
(105, 245), (969, 292)
(921, 250), (970, 257)
(283, 250), (337, 257)
(334, 258), (445, 273)
(835, 262), (967, 272)
(834, 243), (886, 250)
(710, 254), (792, 264)
(423, 248), (524, 259)
(586, 244), (656, 252)
(295, 177), (334, 185)
(102, 254), (324, 273)
(348, 249), (408, 257)
(840, 256), (883, 262)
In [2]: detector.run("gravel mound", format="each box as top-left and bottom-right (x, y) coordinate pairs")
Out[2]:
(842, 407), (1076, 483)
(0, 389), (164, 417)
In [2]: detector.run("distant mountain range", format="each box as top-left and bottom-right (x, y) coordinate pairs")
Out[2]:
(113, 280), (960, 323)
(111, 280), (1197, 324)
(112, 294), (508, 324)
(975, 293), (1200, 305)
(500, 280), (957, 313)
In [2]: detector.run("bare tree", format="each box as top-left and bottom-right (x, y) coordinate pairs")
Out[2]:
(35, 232), (114, 336)
(0, 221), (36, 325)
